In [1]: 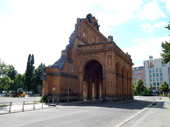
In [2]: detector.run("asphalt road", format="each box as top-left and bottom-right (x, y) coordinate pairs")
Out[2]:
(0, 95), (41, 105)
(0, 96), (159, 127)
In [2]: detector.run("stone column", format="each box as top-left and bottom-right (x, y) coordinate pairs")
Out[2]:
(78, 72), (83, 101)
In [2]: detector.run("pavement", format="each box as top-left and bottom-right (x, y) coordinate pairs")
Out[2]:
(119, 97), (170, 127)
(0, 96), (170, 127)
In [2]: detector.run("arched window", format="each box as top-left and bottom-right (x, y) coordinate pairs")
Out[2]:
(92, 36), (95, 43)
(83, 31), (88, 39)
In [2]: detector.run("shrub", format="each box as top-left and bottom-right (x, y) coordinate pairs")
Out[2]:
(40, 95), (48, 103)
(168, 93), (170, 100)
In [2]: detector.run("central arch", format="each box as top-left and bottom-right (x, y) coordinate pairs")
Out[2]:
(82, 60), (103, 100)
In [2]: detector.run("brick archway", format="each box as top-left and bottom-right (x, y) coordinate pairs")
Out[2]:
(78, 57), (104, 100)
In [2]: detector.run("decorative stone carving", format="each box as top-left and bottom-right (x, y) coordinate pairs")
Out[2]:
(108, 35), (113, 42)
(126, 52), (131, 58)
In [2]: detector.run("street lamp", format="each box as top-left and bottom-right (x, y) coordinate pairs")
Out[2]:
(68, 64), (73, 103)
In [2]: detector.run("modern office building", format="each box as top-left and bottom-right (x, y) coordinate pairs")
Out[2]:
(132, 66), (144, 84)
(143, 56), (170, 92)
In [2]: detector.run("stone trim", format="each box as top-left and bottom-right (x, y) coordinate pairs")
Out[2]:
(47, 72), (78, 79)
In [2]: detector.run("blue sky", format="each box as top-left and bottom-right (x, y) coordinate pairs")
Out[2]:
(0, 0), (170, 74)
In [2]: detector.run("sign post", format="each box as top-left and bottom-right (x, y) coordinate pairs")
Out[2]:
(53, 85), (55, 104)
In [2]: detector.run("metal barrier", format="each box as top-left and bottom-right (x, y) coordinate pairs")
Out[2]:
(0, 100), (48, 114)
(0, 102), (12, 113)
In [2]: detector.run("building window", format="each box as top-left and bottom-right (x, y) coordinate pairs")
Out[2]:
(144, 74), (146, 77)
(160, 68), (162, 72)
(162, 63), (166, 66)
(153, 73), (155, 77)
(160, 73), (163, 76)
(157, 87), (159, 90)
(150, 78), (152, 81)
(144, 70), (145, 73)
(156, 73), (159, 76)
(153, 78), (155, 81)
(156, 68), (158, 72)
(92, 36), (95, 43)
(160, 77), (163, 81)
(160, 82), (163, 84)
(83, 31), (88, 38)
(149, 69), (151, 73)
(157, 78), (159, 81)
(150, 82), (152, 85)
(149, 74), (152, 77)
(157, 82), (159, 85)
(153, 82), (156, 85)
(152, 69), (155, 72)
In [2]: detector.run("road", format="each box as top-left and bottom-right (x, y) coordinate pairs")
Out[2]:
(0, 96), (159, 127)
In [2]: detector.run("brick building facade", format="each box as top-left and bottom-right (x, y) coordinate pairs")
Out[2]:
(41, 14), (134, 102)
(132, 66), (144, 84)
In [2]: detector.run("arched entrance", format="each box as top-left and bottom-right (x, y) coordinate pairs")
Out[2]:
(83, 60), (103, 100)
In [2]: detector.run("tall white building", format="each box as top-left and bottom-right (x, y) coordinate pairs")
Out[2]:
(144, 56), (170, 92)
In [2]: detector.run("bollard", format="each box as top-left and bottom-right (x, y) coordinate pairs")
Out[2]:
(42, 100), (43, 109)
(33, 100), (35, 110)
(22, 101), (25, 112)
(48, 99), (49, 107)
(9, 102), (12, 113)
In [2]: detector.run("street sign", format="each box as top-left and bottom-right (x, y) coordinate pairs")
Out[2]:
(53, 88), (55, 90)
(53, 84), (55, 87)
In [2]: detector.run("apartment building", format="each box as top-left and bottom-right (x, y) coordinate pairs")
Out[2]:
(144, 56), (170, 92)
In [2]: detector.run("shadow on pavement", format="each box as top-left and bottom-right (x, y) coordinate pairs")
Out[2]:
(59, 99), (168, 110)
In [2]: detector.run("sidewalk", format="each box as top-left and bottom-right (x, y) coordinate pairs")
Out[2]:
(0, 103), (51, 114)
(121, 97), (170, 127)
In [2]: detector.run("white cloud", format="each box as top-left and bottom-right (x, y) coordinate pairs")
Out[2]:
(135, 1), (166, 21)
(133, 38), (148, 43)
(122, 36), (170, 66)
(166, 0), (170, 11)
(141, 22), (167, 33)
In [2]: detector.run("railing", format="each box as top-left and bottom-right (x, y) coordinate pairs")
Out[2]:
(0, 102), (12, 113)
(0, 100), (49, 114)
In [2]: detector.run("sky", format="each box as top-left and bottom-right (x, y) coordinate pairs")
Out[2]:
(0, 0), (170, 74)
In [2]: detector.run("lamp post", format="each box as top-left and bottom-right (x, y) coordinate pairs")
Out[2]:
(68, 64), (73, 103)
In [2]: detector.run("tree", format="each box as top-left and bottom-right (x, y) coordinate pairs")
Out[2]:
(7, 66), (17, 90)
(0, 60), (13, 92)
(143, 85), (148, 95)
(161, 41), (170, 64)
(161, 21), (170, 64)
(25, 54), (34, 91)
(159, 81), (169, 93)
(133, 78), (144, 95)
(148, 85), (153, 94)
(31, 63), (45, 94)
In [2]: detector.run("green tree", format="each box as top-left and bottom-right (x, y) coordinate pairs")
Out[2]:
(0, 60), (13, 92)
(148, 85), (153, 94)
(161, 41), (170, 64)
(31, 63), (45, 94)
(161, 21), (170, 64)
(143, 85), (148, 95)
(25, 54), (34, 91)
(133, 78), (144, 95)
(159, 81), (169, 93)
(7, 66), (17, 90)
